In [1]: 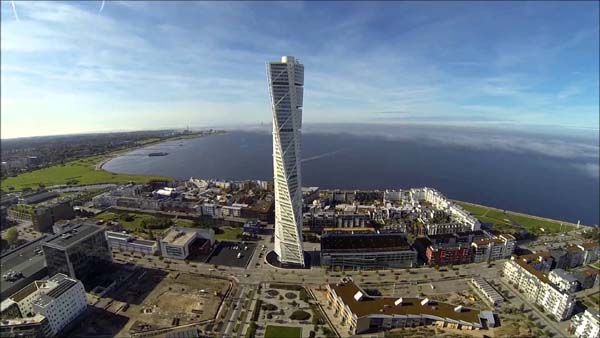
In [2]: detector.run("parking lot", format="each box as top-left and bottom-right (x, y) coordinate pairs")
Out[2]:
(207, 241), (256, 268)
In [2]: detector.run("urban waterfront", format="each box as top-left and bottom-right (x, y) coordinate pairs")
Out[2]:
(104, 125), (599, 226)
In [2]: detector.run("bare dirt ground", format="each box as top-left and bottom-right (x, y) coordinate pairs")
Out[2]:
(68, 269), (229, 337)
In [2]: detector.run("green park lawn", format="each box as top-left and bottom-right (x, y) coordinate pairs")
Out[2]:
(264, 326), (302, 338)
(215, 226), (243, 241)
(458, 203), (488, 216)
(507, 213), (575, 235)
(457, 202), (575, 235)
(1, 155), (168, 192)
(457, 202), (515, 231)
(94, 211), (195, 236)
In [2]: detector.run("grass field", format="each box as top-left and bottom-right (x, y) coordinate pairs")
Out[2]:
(215, 226), (242, 241)
(1, 155), (168, 192)
(264, 326), (302, 338)
(459, 203), (488, 216)
(508, 213), (575, 234)
(457, 202), (576, 235)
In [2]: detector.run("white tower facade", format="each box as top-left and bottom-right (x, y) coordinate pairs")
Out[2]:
(267, 56), (305, 267)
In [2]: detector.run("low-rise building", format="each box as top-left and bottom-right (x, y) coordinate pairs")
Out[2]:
(548, 269), (579, 293)
(159, 227), (214, 260)
(304, 211), (336, 233)
(335, 214), (369, 228)
(0, 314), (52, 338)
(326, 278), (495, 335)
(503, 257), (575, 321)
(1, 274), (87, 337)
(470, 277), (504, 306)
(19, 191), (59, 205)
(570, 308), (599, 338)
(320, 229), (416, 270)
(105, 231), (158, 255)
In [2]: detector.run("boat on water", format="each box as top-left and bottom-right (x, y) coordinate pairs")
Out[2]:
(148, 152), (168, 157)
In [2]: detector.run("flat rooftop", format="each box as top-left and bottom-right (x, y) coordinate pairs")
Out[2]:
(321, 233), (411, 253)
(106, 231), (156, 247)
(330, 280), (482, 324)
(43, 223), (103, 250)
(162, 229), (196, 246)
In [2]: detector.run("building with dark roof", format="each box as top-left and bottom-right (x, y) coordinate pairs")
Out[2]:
(321, 230), (416, 270)
(326, 278), (495, 335)
(42, 223), (110, 284)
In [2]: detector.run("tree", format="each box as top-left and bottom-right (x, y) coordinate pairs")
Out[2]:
(5, 228), (18, 245)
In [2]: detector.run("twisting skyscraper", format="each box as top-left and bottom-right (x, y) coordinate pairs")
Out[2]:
(267, 56), (305, 267)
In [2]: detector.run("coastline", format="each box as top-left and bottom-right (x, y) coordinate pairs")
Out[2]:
(97, 131), (225, 172)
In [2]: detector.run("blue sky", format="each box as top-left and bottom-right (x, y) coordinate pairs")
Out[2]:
(1, 1), (598, 138)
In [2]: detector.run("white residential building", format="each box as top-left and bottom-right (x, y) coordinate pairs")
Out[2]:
(267, 56), (305, 267)
(3, 274), (86, 336)
(548, 269), (579, 293)
(571, 309), (600, 338)
(503, 257), (575, 321)
(472, 234), (516, 263)
(383, 188), (481, 234)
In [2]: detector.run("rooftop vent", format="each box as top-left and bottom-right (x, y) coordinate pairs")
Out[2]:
(394, 298), (403, 306)
(420, 298), (430, 306)
(353, 291), (364, 302)
(454, 305), (464, 313)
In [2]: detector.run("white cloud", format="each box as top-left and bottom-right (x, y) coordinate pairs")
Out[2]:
(1, 1), (598, 138)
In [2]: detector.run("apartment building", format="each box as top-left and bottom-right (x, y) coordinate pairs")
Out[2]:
(503, 257), (575, 321)
(548, 269), (579, 293)
(570, 308), (599, 338)
(565, 242), (599, 268)
(472, 234), (516, 263)
(1, 274), (87, 337)
(426, 244), (473, 266)
(326, 278), (495, 335)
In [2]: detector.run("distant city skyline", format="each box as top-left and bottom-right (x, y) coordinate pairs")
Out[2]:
(1, 1), (599, 139)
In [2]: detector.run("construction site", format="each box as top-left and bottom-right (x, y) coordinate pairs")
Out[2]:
(67, 267), (231, 337)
